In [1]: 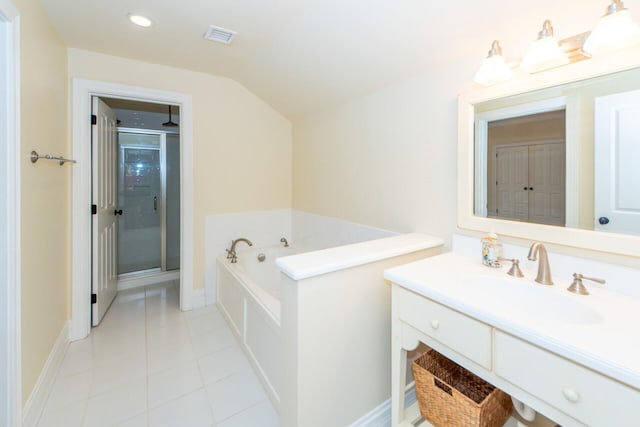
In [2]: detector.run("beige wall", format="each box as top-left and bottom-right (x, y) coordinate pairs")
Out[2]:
(293, 62), (474, 246)
(68, 49), (293, 291)
(14, 0), (69, 404)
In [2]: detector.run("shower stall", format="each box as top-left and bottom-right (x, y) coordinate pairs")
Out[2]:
(117, 128), (180, 276)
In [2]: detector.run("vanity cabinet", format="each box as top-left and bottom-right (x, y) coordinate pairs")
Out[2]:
(494, 331), (639, 427)
(390, 284), (640, 427)
(395, 287), (492, 369)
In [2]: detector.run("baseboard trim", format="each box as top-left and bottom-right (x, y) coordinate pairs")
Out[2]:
(349, 384), (417, 427)
(22, 322), (70, 427)
(117, 270), (180, 291)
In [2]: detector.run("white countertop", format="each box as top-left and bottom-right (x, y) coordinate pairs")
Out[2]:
(384, 251), (640, 391)
(276, 233), (444, 280)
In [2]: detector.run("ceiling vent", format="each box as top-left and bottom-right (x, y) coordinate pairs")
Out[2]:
(204, 25), (237, 45)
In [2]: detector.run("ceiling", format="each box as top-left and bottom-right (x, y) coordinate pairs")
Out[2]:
(40, 0), (640, 118)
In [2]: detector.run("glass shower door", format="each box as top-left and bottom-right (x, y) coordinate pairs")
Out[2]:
(118, 133), (162, 274)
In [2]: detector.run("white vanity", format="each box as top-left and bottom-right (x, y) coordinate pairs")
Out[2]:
(385, 246), (640, 427)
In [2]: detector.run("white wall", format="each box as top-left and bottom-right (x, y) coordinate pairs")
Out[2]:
(292, 60), (475, 248)
(291, 210), (394, 249)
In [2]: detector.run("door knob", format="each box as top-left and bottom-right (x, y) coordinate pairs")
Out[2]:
(114, 209), (123, 216)
(598, 217), (609, 225)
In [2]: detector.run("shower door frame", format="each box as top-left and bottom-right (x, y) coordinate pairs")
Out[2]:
(70, 79), (194, 342)
(117, 127), (174, 276)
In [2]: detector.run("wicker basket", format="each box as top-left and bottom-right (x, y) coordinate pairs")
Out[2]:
(412, 350), (512, 427)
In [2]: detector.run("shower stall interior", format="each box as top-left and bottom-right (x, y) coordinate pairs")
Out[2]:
(117, 128), (180, 276)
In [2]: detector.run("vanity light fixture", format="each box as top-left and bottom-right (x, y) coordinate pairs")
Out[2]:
(583, 0), (640, 55)
(128, 14), (153, 28)
(473, 40), (512, 87)
(520, 20), (569, 73)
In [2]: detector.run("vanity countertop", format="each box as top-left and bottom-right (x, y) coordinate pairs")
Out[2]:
(384, 251), (640, 391)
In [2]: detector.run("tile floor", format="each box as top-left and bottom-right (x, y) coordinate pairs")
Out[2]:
(37, 281), (280, 427)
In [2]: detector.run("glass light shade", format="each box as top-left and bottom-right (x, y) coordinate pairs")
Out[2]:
(520, 37), (569, 73)
(583, 9), (640, 55)
(474, 55), (511, 86)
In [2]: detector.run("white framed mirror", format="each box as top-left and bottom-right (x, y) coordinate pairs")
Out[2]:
(458, 47), (640, 257)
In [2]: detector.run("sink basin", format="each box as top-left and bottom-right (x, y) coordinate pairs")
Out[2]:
(463, 275), (603, 325)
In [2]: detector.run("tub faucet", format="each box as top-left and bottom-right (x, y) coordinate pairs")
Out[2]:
(527, 242), (553, 285)
(229, 238), (253, 263)
(280, 237), (289, 247)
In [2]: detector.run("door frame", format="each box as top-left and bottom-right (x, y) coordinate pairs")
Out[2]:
(70, 79), (194, 341)
(117, 129), (167, 274)
(0, 0), (21, 424)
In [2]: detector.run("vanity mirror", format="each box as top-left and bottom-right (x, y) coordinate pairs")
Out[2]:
(458, 49), (640, 257)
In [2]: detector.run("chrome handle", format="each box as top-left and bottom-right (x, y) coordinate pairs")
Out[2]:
(153, 196), (157, 211)
(499, 257), (524, 277)
(574, 273), (605, 285)
(568, 273), (606, 295)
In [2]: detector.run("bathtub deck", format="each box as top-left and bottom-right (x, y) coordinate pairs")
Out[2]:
(36, 280), (280, 427)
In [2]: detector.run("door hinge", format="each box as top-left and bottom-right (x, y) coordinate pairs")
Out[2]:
(91, 114), (97, 125)
(91, 204), (97, 215)
(91, 293), (97, 304)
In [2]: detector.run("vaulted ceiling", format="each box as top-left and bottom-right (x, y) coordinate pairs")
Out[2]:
(40, 0), (638, 117)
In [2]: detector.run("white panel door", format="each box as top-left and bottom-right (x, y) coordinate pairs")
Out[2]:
(528, 143), (566, 226)
(595, 90), (640, 235)
(92, 97), (118, 325)
(495, 146), (529, 221)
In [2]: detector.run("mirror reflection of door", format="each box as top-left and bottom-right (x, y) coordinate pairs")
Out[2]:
(487, 110), (566, 226)
(595, 89), (640, 235)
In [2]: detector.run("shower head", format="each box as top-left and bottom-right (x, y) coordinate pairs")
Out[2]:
(162, 105), (179, 127)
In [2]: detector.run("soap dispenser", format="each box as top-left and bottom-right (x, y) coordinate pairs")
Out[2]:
(481, 230), (503, 268)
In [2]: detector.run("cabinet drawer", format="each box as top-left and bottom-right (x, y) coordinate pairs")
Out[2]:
(396, 287), (491, 369)
(494, 331), (640, 426)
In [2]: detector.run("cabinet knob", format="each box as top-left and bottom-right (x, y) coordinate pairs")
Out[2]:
(562, 387), (580, 403)
(430, 320), (440, 330)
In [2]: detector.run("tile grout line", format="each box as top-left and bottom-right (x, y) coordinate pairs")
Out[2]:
(145, 284), (151, 427)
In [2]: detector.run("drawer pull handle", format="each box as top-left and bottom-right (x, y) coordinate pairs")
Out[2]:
(562, 387), (580, 403)
(430, 320), (440, 330)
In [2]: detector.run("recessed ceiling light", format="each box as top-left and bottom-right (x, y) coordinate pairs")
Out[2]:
(128, 14), (152, 28)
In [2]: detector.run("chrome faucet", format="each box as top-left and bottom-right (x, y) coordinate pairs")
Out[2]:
(228, 238), (253, 263)
(527, 242), (553, 285)
(280, 237), (289, 247)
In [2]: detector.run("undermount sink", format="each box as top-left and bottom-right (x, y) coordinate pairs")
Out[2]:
(463, 275), (603, 325)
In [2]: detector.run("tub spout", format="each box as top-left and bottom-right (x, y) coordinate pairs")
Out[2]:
(229, 238), (253, 263)
(280, 237), (289, 247)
